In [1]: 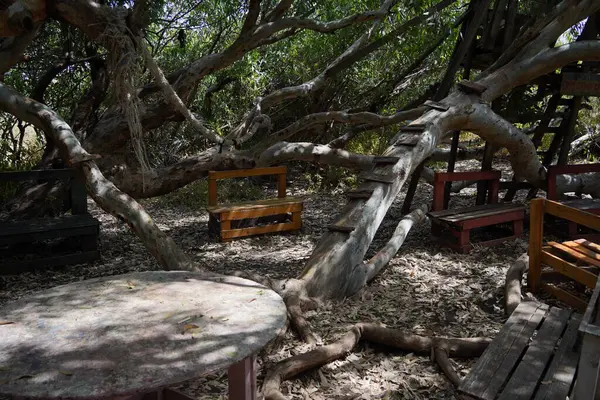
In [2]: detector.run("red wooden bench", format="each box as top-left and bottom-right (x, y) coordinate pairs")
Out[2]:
(547, 163), (600, 241)
(427, 170), (525, 253)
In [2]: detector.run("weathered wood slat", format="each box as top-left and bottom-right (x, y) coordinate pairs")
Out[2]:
(459, 302), (549, 400)
(541, 282), (587, 311)
(358, 172), (396, 184)
(206, 196), (304, 214)
(372, 156), (400, 164)
(0, 215), (99, 246)
(423, 100), (449, 111)
(562, 240), (600, 262)
(457, 80), (487, 94)
(220, 219), (301, 241)
(575, 238), (600, 253)
(393, 133), (421, 146)
(428, 203), (524, 221)
(327, 224), (355, 233)
(498, 307), (571, 400)
(399, 124), (426, 132)
(221, 203), (303, 221)
(547, 241), (600, 268)
(561, 198), (600, 211)
(541, 250), (598, 288)
(208, 166), (287, 180)
(345, 189), (374, 199)
(533, 314), (582, 400)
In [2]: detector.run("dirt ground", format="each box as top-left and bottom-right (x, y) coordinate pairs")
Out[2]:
(0, 160), (538, 399)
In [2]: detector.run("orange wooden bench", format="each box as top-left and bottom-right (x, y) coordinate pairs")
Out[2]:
(427, 170), (526, 253)
(547, 163), (600, 241)
(206, 167), (303, 241)
(529, 198), (600, 311)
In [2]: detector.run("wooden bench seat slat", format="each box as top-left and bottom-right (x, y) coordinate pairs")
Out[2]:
(533, 314), (582, 400)
(498, 307), (571, 400)
(547, 241), (600, 268)
(429, 203), (525, 222)
(206, 196), (304, 214)
(327, 224), (355, 233)
(562, 240), (600, 261)
(574, 238), (600, 253)
(358, 172), (396, 184)
(0, 215), (100, 246)
(221, 203), (303, 221)
(208, 166), (287, 180)
(372, 156), (400, 164)
(459, 302), (549, 400)
(561, 198), (600, 211)
(0, 214), (99, 236)
(220, 220), (301, 240)
(345, 189), (374, 199)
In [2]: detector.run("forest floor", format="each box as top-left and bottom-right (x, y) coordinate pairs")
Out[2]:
(1, 158), (541, 400)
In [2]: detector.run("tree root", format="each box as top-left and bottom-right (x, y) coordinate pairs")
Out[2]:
(263, 323), (491, 399)
(504, 252), (529, 316)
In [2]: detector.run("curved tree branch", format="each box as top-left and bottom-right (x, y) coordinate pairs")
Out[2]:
(0, 81), (198, 272)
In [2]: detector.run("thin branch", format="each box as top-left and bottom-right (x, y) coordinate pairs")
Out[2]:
(241, 0), (262, 34)
(264, 0), (294, 22)
(272, 107), (426, 142)
(257, 141), (376, 170)
(137, 37), (225, 145)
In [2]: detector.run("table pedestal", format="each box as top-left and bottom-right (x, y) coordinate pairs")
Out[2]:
(116, 356), (257, 400)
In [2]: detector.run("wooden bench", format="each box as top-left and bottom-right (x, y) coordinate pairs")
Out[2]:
(0, 169), (100, 274)
(206, 167), (303, 241)
(529, 198), (600, 311)
(427, 171), (526, 253)
(547, 163), (600, 241)
(459, 301), (582, 400)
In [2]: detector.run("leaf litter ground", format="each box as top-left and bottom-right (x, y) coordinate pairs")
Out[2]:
(0, 160), (538, 400)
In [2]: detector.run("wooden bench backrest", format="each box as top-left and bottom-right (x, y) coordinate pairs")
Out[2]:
(529, 198), (600, 290)
(432, 170), (501, 211)
(207, 166), (287, 207)
(0, 169), (87, 214)
(547, 163), (600, 200)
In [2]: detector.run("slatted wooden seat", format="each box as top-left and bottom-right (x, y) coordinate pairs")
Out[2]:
(0, 169), (100, 274)
(459, 301), (582, 400)
(206, 167), (303, 241)
(529, 198), (600, 311)
(547, 163), (600, 241)
(427, 171), (525, 253)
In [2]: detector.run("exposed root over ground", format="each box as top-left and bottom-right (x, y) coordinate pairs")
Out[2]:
(263, 323), (491, 399)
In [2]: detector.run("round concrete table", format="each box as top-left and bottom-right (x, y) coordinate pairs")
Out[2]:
(0, 271), (287, 400)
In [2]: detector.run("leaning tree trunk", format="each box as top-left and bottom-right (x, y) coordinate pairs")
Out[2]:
(299, 30), (600, 300)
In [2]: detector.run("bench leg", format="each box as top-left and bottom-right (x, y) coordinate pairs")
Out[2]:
(431, 222), (442, 237)
(458, 230), (471, 254)
(513, 219), (524, 237)
(568, 221), (578, 237)
(291, 211), (302, 229)
(228, 356), (256, 400)
(220, 220), (231, 242)
(81, 234), (98, 252)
